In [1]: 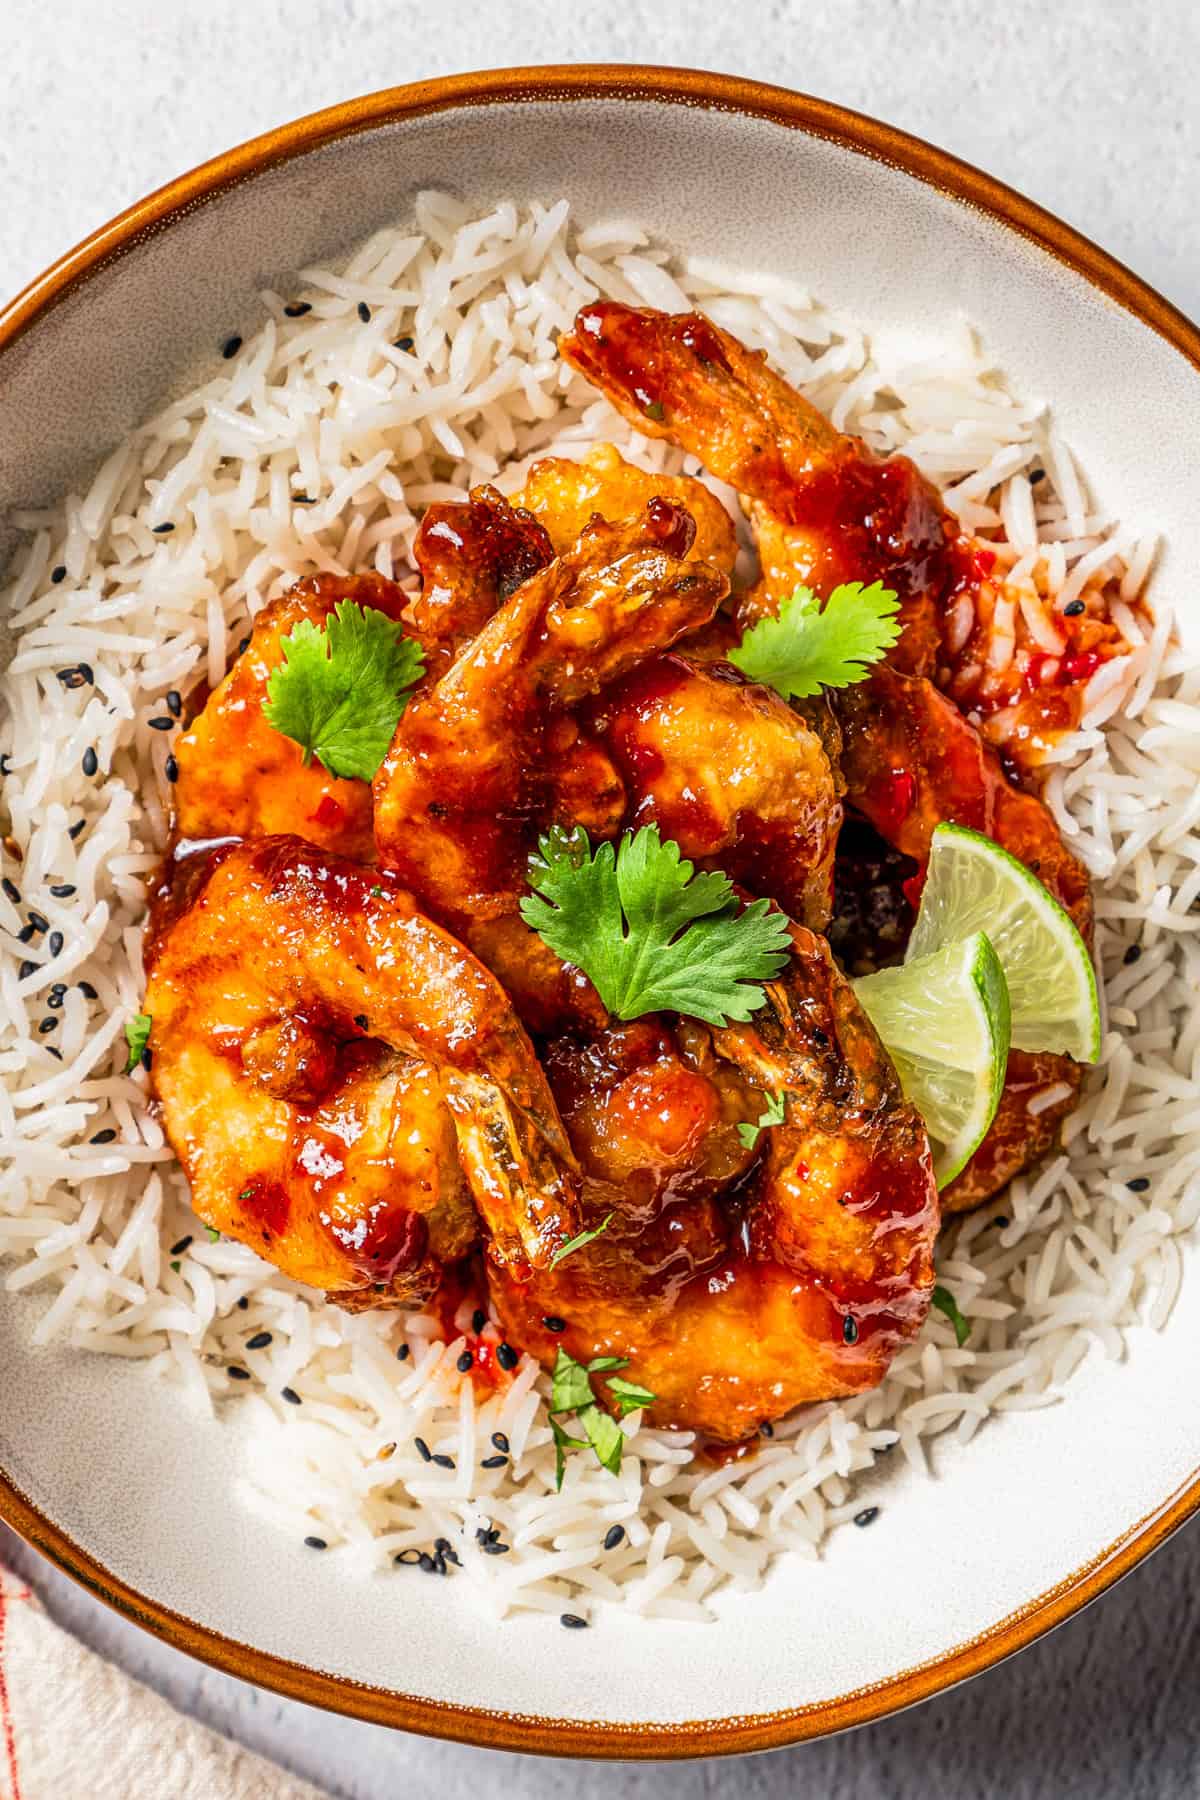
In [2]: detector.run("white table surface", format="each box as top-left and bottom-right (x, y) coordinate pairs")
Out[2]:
(3, 1), (1199, 1794)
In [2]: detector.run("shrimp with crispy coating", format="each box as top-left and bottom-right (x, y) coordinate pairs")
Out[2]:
(145, 837), (581, 1306)
(484, 925), (938, 1441)
(372, 497), (730, 1030)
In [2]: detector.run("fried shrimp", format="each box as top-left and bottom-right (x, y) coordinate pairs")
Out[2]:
(173, 571), (408, 861)
(586, 653), (841, 931)
(145, 837), (580, 1305)
(373, 497), (729, 1030)
(559, 301), (968, 673)
(485, 927), (938, 1440)
(404, 483), (554, 670)
(513, 442), (739, 574)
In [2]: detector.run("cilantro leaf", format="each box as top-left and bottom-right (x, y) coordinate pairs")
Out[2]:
(124, 1013), (151, 1073)
(606, 1376), (656, 1418)
(931, 1285), (971, 1347)
(550, 1346), (594, 1416)
(729, 580), (901, 699)
(551, 1416), (585, 1492)
(736, 1089), (787, 1150)
(578, 1403), (624, 1476)
(519, 824), (792, 1027)
(204, 1225), (221, 1243)
(548, 1213), (614, 1271)
(261, 601), (424, 781)
(546, 1347), (655, 1483)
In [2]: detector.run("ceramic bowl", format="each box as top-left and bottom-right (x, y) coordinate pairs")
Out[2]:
(2, 67), (1200, 1758)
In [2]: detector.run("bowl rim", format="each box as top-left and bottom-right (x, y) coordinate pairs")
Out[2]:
(2, 62), (1199, 1760)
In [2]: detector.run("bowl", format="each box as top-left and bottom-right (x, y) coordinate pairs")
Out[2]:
(2, 66), (1200, 1758)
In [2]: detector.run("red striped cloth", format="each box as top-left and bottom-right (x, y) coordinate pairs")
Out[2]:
(0, 1564), (326, 1799)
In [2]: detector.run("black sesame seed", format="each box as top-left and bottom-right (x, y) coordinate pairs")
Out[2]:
(148, 715), (175, 732)
(993, 1214), (1010, 1229)
(603, 1524), (626, 1551)
(46, 991), (64, 1010)
(434, 1537), (452, 1554)
(1127, 1176), (1151, 1193)
(78, 980), (98, 999)
(560, 1613), (588, 1630)
(417, 1551), (436, 1572)
(396, 1343), (410, 1361)
(50, 982), (66, 996)
(49, 931), (64, 957)
(304, 1534), (327, 1550)
(475, 1526), (491, 1544)
(481, 1540), (510, 1555)
(1123, 943), (1142, 965)
(222, 335), (243, 359)
(90, 1128), (117, 1145)
(38, 1017), (57, 1035)
(0, 756), (10, 776)
(414, 1436), (432, 1462)
(1030, 469), (1046, 484)
(394, 1548), (422, 1565)
(166, 689), (183, 717)
(284, 301), (312, 318)
(26, 911), (48, 933)
(442, 1548), (460, 1567)
(854, 1506), (880, 1528)
(246, 1330), (273, 1351)
(1, 878), (19, 903)
(542, 1315), (566, 1334)
(281, 1386), (302, 1405)
(82, 747), (98, 777)
(69, 819), (86, 840)
(236, 1295), (249, 1310)
(1063, 598), (1086, 618)
(46, 1047), (62, 1061)
(49, 883), (76, 899)
(357, 301), (371, 323)
(238, 636), (251, 656)
(165, 754), (179, 783)
(490, 1431), (509, 1453)
(456, 1349), (473, 1373)
(227, 1365), (251, 1381)
(481, 1454), (508, 1469)
(292, 493), (315, 505)
(51, 565), (67, 584)
(472, 1308), (487, 1334)
(394, 336), (414, 352)
(843, 1315), (859, 1345)
(16, 925), (35, 944)
(151, 522), (176, 535)
(432, 1453), (455, 1469)
(169, 1234), (192, 1255)
(140, 1047), (152, 1071)
(18, 961), (37, 980)
(760, 1421), (775, 1438)
(496, 1342), (518, 1371)
(57, 668), (87, 690)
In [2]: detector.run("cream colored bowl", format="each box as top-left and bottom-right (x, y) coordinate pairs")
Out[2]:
(2, 68), (1199, 1757)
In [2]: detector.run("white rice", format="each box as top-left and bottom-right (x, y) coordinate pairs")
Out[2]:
(2, 194), (1197, 1623)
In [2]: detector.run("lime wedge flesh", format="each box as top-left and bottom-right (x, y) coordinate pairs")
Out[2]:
(906, 823), (1100, 1062)
(854, 931), (1011, 1188)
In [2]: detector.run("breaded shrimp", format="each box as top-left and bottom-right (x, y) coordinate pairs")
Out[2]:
(485, 925), (937, 1440)
(145, 837), (580, 1305)
(514, 442), (738, 574)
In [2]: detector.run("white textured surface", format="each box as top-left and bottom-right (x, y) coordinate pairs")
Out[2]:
(2, 0), (1200, 1792)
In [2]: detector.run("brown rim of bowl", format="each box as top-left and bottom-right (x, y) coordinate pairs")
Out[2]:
(2, 64), (1199, 1760)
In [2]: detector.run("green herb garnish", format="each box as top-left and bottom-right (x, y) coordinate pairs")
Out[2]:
(262, 600), (424, 781)
(520, 824), (791, 1027)
(169, 1259), (181, 1273)
(548, 1347), (655, 1488)
(931, 1284), (971, 1347)
(204, 1225), (221, 1243)
(124, 1013), (151, 1073)
(736, 1090), (787, 1150)
(548, 1213), (613, 1272)
(730, 580), (901, 700)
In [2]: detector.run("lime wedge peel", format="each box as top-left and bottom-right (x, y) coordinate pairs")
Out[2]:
(854, 931), (1011, 1189)
(906, 823), (1100, 1064)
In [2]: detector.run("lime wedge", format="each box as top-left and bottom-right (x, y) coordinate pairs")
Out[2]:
(854, 931), (1010, 1188)
(906, 823), (1099, 1062)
